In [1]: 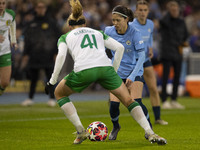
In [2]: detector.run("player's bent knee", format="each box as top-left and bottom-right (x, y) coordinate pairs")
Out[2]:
(123, 99), (134, 108)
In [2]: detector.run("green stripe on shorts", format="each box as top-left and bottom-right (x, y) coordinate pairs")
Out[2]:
(64, 66), (122, 92)
(0, 53), (12, 67)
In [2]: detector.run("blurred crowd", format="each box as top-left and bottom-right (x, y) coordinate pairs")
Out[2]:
(8, 0), (200, 33)
(7, 0), (200, 84)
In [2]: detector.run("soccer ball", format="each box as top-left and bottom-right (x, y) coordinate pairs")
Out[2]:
(87, 121), (108, 141)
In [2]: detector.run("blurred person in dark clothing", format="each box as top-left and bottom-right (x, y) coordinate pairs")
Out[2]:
(20, 0), (60, 107)
(159, 0), (188, 109)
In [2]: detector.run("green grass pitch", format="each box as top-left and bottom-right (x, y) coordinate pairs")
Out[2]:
(0, 97), (200, 150)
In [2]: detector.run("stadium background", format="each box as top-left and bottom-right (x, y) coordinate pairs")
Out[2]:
(3, 0), (200, 100)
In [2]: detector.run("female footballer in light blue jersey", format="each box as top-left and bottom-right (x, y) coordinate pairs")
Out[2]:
(130, 0), (168, 125)
(105, 5), (153, 140)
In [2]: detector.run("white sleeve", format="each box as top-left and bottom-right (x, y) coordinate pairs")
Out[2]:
(10, 20), (17, 43)
(104, 37), (124, 71)
(49, 43), (68, 85)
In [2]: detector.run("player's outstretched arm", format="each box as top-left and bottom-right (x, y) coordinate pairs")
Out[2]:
(104, 37), (124, 71)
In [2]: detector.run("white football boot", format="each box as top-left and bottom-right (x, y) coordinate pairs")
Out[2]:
(73, 130), (89, 144)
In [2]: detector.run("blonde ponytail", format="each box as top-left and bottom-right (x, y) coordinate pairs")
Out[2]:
(70, 0), (83, 20)
(68, 0), (85, 26)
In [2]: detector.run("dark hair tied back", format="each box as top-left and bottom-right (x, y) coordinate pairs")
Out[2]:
(112, 5), (134, 22)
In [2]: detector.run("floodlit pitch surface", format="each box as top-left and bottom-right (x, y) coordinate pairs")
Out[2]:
(0, 97), (200, 150)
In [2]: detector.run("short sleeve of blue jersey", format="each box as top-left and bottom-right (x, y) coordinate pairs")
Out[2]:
(104, 26), (112, 36)
(132, 29), (145, 51)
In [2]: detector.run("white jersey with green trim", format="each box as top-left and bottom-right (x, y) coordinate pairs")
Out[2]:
(59, 27), (112, 72)
(0, 9), (15, 56)
(49, 27), (124, 85)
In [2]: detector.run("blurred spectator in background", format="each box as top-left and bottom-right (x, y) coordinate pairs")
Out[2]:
(55, 1), (70, 31)
(20, 0), (60, 107)
(185, 11), (200, 36)
(148, 0), (162, 20)
(159, 0), (188, 109)
(0, 0), (17, 95)
(189, 27), (200, 52)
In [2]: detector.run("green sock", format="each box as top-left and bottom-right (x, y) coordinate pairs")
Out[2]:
(128, 101), (140, 112)
(57, 97), (70, 107)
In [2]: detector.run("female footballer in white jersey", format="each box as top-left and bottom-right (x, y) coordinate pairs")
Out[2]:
(0, 0), (17, 95)
(45, 0), (166, 145)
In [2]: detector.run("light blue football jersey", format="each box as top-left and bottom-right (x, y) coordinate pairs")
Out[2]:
(105, 25), (145, 79)
(130, 18), (154, 62)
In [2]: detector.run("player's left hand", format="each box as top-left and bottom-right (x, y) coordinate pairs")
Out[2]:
(45, 82), (54, 95)
(125, 79), (133, 89)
